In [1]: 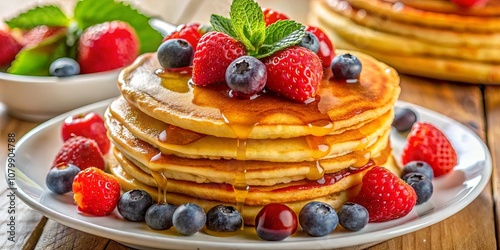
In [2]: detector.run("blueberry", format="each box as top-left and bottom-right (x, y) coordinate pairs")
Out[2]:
(299, 201), (338, 237)
(337, 202), (369, 231)
(206, 204), (243, 232)
(157, 39), (194, 69)
(45, 163), (81, 194)
(298, 31), (319, 53)
(225, 56), (267, 98)
(402, 173), (433, 205)
(49, 57), (80, 77)
(392, 107), (418, 132)
(402, 161), (434, 180)
(173, 203), (206, 235)
(145, 203), (177, 230)
(117, 189), (154, 222)
(331, 53), (362, 81)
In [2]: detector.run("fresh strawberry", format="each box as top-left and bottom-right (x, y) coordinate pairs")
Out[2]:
(163, 23), (204, 50)
(262, 8), (289, 26)
(77, 21), (139, 74)
(22, 25), (66, 48)
(262, 46), (323, 103)
(354, 167), (417, 222)
(72, 167), (120, 216)
(53, 136), (105, 170)
(306, 26), (335, 67)
(192, 31), (246, 86)
(401, 122), (458, 177)
(0, 29), (22, 66)
(451, 0), (489, 8)
(61, 112), (110, 153)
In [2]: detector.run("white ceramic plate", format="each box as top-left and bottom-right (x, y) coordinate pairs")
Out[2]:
(6, 99), (491, 250)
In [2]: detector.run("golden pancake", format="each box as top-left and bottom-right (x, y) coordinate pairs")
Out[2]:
(344, 0), (500, 32)
(106, 110), (393, 186)
(118, 51), (400, 139)
(106, 97), (393, 162)
(108, 153), (360, 226)
(325, 30), (500, 84)
(325, 1), (500, 48)
(112, 147), (395, 206)
(392, 0), (500, 16)
(313, 2), (500, 63)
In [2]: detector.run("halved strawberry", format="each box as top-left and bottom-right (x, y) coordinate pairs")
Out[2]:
(262, 46), (323, 103)
(401, 122), (458, 177)
(0, 29), (22, 66)
(192, 31), (246, 86)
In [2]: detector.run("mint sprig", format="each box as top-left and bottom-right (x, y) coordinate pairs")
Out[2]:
(4, 0), (163, 76)
(210, 0), (305, 59)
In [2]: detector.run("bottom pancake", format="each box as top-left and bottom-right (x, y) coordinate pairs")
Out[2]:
(108, 147), (400, 225)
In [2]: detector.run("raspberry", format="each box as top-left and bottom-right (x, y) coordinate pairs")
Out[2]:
(53, 136), (105, 171)
(401, 122), (458, 177)
(72, 167), (121, 216)
(353, 167), (417, 222)
(77, 21), (139, 74)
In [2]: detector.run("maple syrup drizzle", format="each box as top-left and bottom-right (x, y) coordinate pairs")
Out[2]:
(150, 152), (169, 204)
(305, 135), (330, 181)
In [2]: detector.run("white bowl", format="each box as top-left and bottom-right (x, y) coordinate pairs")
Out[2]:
(0, 69), (121, 121)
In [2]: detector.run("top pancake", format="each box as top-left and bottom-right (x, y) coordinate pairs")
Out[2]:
(118, 50), (400, 139)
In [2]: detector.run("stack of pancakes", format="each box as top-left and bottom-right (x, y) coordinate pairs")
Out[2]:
(310, 0), (500, 84)
(104, 50), (401, 225)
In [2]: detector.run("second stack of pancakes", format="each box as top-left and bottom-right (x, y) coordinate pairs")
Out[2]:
(310, 0), (500, 84)
(105, 50), (401, 225)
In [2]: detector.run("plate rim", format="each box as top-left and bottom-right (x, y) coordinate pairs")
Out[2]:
(5, 98), (492, 249)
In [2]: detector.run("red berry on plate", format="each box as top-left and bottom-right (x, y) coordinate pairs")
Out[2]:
(262, 8), (290, 26)
(255, 203), (297, 241)
(78, 21), (139, 74)
(353, 167), (417, 222)
(451, 0), (489, 8)
(0, 29), (22, 66)
(306, 26), (335, 67)
(61, 112), (110, 153)
(163, 22), (204, 50)
(53, 136), (105, 171)
(262, 46), (323, 103)
(192, 31), (246, 86)
(401, 122), (458, 177)
(72, 167), (120, 216)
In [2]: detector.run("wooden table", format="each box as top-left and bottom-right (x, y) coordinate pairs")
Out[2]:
(1, 74), (498, 249)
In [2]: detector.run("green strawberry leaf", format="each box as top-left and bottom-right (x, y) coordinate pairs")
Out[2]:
(73, 0), (163, 54)
(8, 33), (67, 76)
(210, 15), (237, 38)
(253, 20), (305, 58)
(5, 5), (70, 29)
(229, 0), (266, 52)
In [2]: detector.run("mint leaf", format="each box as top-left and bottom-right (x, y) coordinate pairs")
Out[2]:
(73, 0), (162, 54)
(252, 20), (305, 58)
(210, 14), (237, 38)
(229, 0), (266, 52)
(5, 5), (70, 29)
(8, 34), (67, 76)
